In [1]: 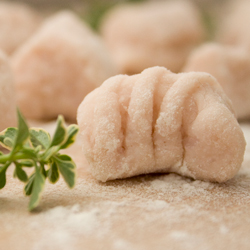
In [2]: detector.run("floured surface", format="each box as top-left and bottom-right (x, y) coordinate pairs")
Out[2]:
(1, 121), (250, 250)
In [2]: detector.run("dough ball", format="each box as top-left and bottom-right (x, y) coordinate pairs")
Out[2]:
(0, 50), (17, 131)
(11, 11), (117, 121)
(100, 0), (205, 74)
(77, 66), (246, 183)
(217, 0), (250, 51)
(0, 2), (41, 55)
(183, 43), (250, 120)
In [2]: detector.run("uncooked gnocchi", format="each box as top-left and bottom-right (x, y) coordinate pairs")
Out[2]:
(77, 67), (246, 183)
(183, 43), (250, 120)
(11, 11), (117, 121)
(100, 1), (205, 74)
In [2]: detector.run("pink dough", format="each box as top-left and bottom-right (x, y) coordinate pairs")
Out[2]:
(0, 50), (16, 131)
(183, 43), (250, 120)
(217, 0), (250, 52)
(0, 2), (41, 54)
(77, 67), (246, 183)
(100, 1), (205, 74)
(11, 11), (117, 121)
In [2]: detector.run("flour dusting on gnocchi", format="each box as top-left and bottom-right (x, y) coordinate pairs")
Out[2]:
(77, 66), (246, 183)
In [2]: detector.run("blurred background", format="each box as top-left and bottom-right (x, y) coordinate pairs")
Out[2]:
(3, 0), (231, 36)
(3, 0), (250, 121)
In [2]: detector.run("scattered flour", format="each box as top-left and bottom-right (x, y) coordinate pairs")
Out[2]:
(42, 204), (101, 235)
(113, 239), (136, 250)
(219, 225), (229, 235)
(32, 229), (75, 250)
(150, 179), (169, 190)
(3, 122), (250, 250)
(170, 230), (190, 240)
(31, 204), (103, 250)
(150, 174), (215, 196)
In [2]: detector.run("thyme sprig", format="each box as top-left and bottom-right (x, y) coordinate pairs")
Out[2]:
(0, 110), (78, 211)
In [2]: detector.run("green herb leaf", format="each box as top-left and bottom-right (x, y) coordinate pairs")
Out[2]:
(42, 146), (59, 162)
(60, 125), (79, 149)
(29, 128), (51, 149)
(20, 147), (38, 159)
(15, 110), (29, 148)
(3, 137), (14, 149)
(0, 164), (8, 189)
(34, 145), (42, 154)
(24, 173), (35, 196)
(0, 110), (78, 211)
(40, 164), (47, 178)
(13, 168), (17, 178)
(54, 155), (76, 188)
(15, 163), (28, 182)
(29, 167), (45, 211)
(50, 116), (67, 147)
(59, 155), (71, 161)
(18, 160), (33, 167)
(48, 161), (59, 183)
(0, 127), (18, 150)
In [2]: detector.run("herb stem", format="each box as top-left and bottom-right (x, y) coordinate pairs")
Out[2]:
(0, 153), (11, 163)
(0, 152), (34, 163)
(2, 161), (11, 170)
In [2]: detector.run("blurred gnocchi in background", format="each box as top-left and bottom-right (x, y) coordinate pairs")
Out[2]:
(0, 0), (250, 123)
